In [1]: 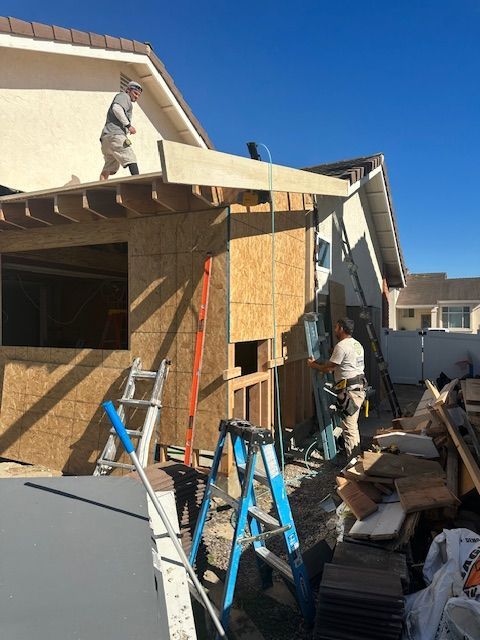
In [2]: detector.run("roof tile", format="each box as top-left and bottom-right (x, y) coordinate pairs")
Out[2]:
(32, 22), (54, 39)
(119, 37), (134, 52)
(0, 16), (10, 32)
(8, 17), (34, 37)
(105, 34), (121, 50)
(52, 25), (72, 43)
(71, 29), (91, 46)
(133, 40), (148, 54)
(89, 32), (106, 48)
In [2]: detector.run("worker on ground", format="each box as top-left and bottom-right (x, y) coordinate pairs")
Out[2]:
(307, 317), (366, 459)
(99, 81), (142, 180)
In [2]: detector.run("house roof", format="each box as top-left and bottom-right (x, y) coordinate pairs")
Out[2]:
(304, 153), (407, 288)
(0, 15), (213, 149)
(303, 154), (384, 184)
(397, 273), (480, 306)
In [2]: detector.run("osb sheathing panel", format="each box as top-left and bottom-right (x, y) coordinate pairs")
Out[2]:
(229, 211), (306, 357)
(0, 359), (126, 473)
(128, 209), (228, 451)
(0, 208), (228, 472)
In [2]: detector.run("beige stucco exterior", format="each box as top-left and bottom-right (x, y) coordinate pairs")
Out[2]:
(396, 307), (433, 331)
(316, 188), (384, 310)
(0, 36), (206, 192)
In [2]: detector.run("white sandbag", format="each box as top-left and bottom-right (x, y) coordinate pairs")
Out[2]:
(403, 529), (480, 640)
(435, 597), (480, 640)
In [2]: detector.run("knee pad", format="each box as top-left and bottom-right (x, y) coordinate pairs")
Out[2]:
(128, 163), (139, 175)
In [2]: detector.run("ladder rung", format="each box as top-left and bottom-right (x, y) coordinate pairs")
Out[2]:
(109, 428), (142, 437)
(210, 485), (281, 529)
(119, 398), (160, 408)
(132, 370), (157, 380)
(247, 505), (280, 529)
(96, 459), (135, 471)
(210, 483), (239, 510)
(237, 464), (269, 487)
(255, 547), (293, 582)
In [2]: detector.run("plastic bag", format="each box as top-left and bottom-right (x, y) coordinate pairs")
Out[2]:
(435, 597), (480, 640)
(403, 529), (480, 640)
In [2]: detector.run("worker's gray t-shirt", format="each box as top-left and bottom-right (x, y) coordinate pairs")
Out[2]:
(329, 337), (364, 383)
(101, 92), (133, 138)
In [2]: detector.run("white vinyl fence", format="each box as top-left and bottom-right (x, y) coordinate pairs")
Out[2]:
(382, 329), (480, 384)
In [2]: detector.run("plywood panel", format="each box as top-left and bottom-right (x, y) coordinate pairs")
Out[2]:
(0, 359), (126, 473)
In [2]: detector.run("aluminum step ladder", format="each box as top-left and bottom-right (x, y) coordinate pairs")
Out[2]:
(190, 419), (315, 635)
(304, 311), (340, 460)
(94, 357), (171, 475)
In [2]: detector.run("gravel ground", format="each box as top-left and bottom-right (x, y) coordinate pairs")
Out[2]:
(199, 386), (425, 638)
(202, 452), (344, 640)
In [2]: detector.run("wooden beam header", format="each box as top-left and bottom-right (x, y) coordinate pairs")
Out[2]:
(158, 141), (348, 197)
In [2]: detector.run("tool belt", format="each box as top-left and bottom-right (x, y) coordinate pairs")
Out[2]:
(333, 375), (367, 418)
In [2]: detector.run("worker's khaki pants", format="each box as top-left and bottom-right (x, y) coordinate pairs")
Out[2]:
(341, 390), (365, 460)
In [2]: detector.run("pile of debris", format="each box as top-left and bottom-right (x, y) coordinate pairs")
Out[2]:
(313, 378), (480, 640)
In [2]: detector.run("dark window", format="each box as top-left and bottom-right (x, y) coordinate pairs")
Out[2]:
(234, 341), (259, 376)
(2, 243), (128, 349)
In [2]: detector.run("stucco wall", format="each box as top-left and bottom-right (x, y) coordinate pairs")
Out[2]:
(396, 307), (432, 331)
(1, 48), (186, 191)
(316, 190), (384, 310)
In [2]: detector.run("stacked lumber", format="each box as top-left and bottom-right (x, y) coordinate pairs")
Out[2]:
(338, 381), (468, 544)
(129, 461), (207, 563)
(313, 563), (404, 640)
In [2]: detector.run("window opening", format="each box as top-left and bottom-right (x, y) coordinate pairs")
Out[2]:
(2, 243), (128, 349)
(441, 306), (470, 329)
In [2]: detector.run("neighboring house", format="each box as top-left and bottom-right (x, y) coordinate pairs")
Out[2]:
(394, 272), (480, 333)
(0, 16), (212, 192)
(305, 154), (406, 391)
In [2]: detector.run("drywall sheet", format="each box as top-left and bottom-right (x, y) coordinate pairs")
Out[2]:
(0, 476), (161, 640)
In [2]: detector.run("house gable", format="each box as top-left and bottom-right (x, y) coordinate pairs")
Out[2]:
(0, 16), (212, 191)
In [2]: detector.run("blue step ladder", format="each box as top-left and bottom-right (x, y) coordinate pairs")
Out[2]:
(190, 419), (315, 635)
(304, 312), (339, 460)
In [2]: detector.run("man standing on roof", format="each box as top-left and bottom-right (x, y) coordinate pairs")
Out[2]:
(99, 81), (142, 180)
(307, 317), (366, 459)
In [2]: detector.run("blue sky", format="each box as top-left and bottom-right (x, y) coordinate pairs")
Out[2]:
(3, 1), (480, 277)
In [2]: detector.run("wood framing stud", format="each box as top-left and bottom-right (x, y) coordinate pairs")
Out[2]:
(27, 198), (69, 225)
(1, 202), (46, 229)
(54, 194), (95, 223)
(0, 205), (24, 230)
(116, 183), (167, 216)
(152, 178), (190, 212)
(84, 189), (127, 218)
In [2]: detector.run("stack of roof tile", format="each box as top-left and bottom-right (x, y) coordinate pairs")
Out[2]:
(313, 563), (404, 640)
(129, 461), (207, 571)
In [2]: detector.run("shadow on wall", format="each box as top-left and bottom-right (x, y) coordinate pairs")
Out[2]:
(0, 211), (228, 474)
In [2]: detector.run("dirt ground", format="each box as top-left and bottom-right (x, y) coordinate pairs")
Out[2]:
(199, 384), (425, 640)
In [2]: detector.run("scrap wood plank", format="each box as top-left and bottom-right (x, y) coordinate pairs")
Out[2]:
(335, 477), (378, 520)
(342, 460), (394, 485)
(414, 384), (438, 416)
(348, 502), (406, 540)
(394, 473), (460, 513)
(435, 403), (480, 494)
(374, 432), (439, 458)
(336, 476), (383, 502)
(391, 415), (431, 433)
(433, 379), (459, 408)
(362, 451), (445, 479)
